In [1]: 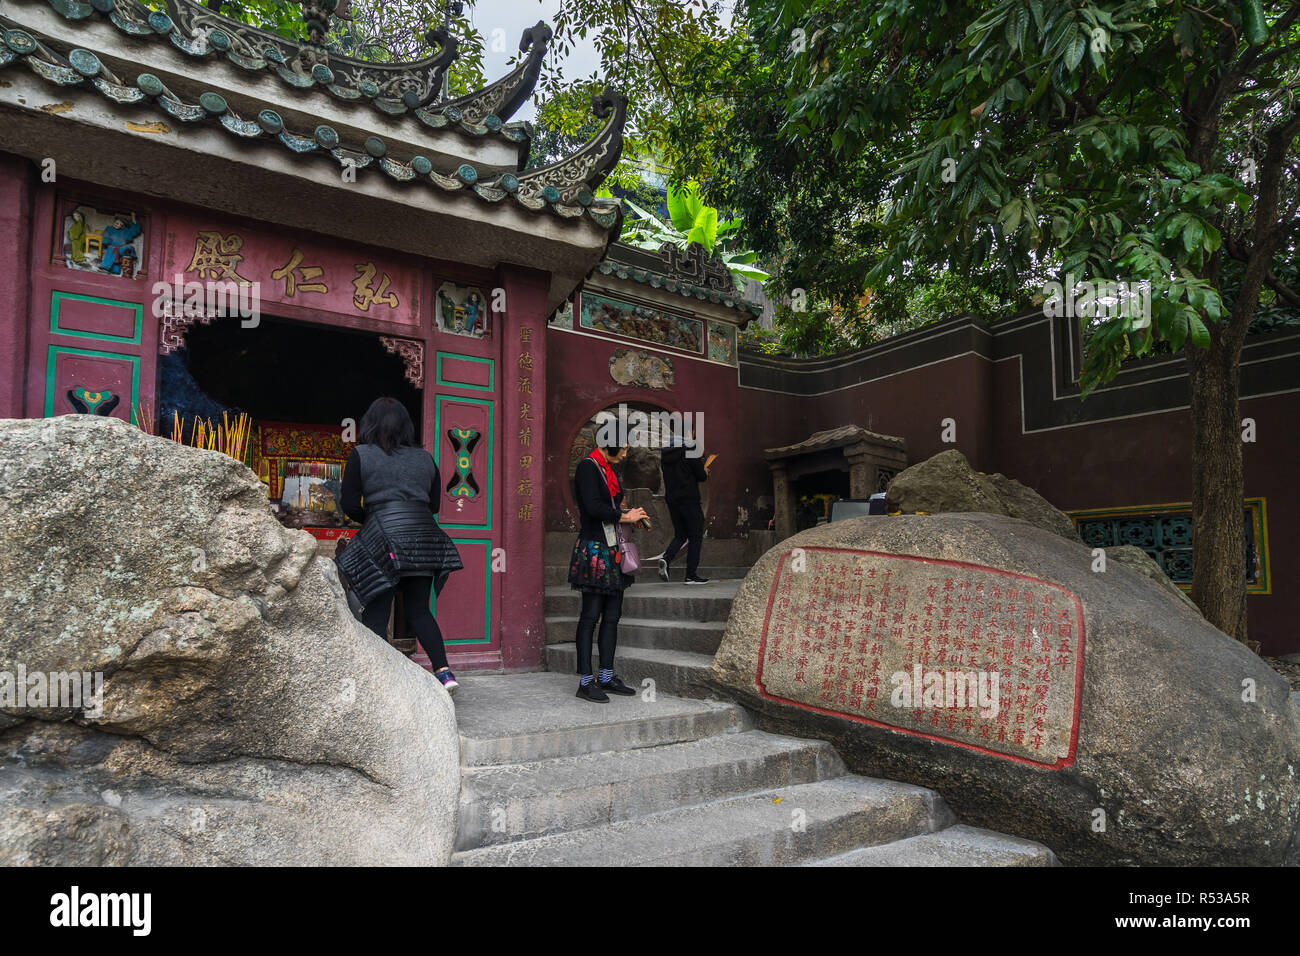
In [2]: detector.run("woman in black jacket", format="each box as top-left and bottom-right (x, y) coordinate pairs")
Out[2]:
(567, 437), (648, 702)
(337, 397), (464, 695)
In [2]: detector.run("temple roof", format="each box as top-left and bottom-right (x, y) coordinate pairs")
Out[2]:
(0, 0), (627, 227)
(764, 425), (906, 461)
(591, 241), (764, 321)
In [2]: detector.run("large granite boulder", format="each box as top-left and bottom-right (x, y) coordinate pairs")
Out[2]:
(886, 449), (1081, 541)
(1103, 544), (1200, 614)
(0, 416), (459, 865)
(709, 512), (1300, 865)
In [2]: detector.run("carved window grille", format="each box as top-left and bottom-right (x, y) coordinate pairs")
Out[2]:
(1071, 498), (1270, 594)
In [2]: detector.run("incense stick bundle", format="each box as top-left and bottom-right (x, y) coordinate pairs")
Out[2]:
(131, 402), (154, 435)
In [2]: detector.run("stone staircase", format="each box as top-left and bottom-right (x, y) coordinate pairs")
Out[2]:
(543, 581), (736, 698)
(450, 672), (1052, 865)
(445, 581), (1058, 867)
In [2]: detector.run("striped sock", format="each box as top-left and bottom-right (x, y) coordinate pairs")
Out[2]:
(580, 674), (593, 686)
(598, 668), (614, 683)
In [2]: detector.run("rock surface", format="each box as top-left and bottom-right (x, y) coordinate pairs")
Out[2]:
(709, 512), (1300, 865)
(1102, 544), (1200, 613)
(0, 416), (459, 865)
(885, 449), (1081, 542)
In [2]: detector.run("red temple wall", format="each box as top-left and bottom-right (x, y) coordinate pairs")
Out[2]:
(0, 155), (34, 419)
(988, 360), (1298, 655)
(3, 155), (552, 671)
(732, 338), (1298, 654)
(545, 325), (744, 537)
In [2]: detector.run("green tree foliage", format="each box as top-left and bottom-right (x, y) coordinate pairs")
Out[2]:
(622, 181), (771, 286)
(204, 0), (739, 224)
(704, 0), (1300, 641)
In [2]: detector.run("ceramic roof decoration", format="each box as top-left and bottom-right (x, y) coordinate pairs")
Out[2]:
(0, 0), (627, 226)
(18, 0), (557, 126)
(590, 241), (765, 320)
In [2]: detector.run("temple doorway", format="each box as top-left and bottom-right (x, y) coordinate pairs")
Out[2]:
(160, 314), (421, 537)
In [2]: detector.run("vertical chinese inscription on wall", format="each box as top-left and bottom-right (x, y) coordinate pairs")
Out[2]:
(756, 548), (1085, 768)
(516, 325), (536, 523)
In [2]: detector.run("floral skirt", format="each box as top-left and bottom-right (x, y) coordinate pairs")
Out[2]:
(567, 536), (628, 594)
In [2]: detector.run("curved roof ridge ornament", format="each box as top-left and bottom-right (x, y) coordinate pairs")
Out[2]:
(0, 36), (624, 229)
(140, 0), (460, 112)
(486, 88), (627, 213)
(660, 241), (735, 293)
(429, 20), (551, 125)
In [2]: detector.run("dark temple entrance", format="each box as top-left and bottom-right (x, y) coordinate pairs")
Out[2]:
(161, 315), (421, 533)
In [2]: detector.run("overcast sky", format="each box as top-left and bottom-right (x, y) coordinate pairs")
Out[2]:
(469, 0), (602, 121)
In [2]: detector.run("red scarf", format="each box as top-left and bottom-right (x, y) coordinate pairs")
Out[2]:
(590, 449), (621, 500)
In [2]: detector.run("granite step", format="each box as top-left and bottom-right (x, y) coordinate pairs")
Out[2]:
(544, 615), (726, 655)
(457, 730), (844, 850)
(454, 672), (747, 767)
(544, 566), (752, 586)
(544, 582), (739, 622)
(805, 824), (1059, 867)
(450, 775), (954, 867)
(545, 642), (716, 698)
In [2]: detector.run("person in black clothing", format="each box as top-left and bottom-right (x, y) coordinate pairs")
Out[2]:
(567, 436), (648, 703)
(337, 398), (464, 695)
(657, 421), (710, 584)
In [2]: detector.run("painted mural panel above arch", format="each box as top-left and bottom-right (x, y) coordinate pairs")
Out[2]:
(579, 291), (704, 356)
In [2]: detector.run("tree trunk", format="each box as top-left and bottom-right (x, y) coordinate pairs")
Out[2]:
(1187, 335), (1247, 642)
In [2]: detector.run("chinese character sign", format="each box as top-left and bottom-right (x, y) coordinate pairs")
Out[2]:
(164, 217), (421, 325)
(755, 548), (1085, 768)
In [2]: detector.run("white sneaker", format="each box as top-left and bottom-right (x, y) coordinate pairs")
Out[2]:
(657, 557), (669, 582)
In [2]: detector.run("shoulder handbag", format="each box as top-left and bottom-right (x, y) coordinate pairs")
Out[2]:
(616, 522), (641, 574)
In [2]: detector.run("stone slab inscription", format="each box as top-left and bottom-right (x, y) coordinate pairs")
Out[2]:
(756, 548), (1085, 768)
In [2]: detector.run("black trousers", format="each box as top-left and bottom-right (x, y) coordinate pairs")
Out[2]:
(360, 576), (449, 671)
(664, 498), (705, 576)
(575, 589), (623, 676)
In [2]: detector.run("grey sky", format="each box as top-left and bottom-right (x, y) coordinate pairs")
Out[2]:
(470, 0), (602, 121)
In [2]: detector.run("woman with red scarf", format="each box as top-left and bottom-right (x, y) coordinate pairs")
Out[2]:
(567, 437), (648, 702)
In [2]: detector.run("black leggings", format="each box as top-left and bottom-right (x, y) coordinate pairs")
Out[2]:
(665, 499), (705, 576)
(360, 576), (449, 671)
(575, 589), (624, 677)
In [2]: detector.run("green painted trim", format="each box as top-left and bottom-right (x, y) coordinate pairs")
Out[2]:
(433, 537), (493, 645)
(434, 393), (494, 531)
(1250, 497), (1271, 596)
(44, 345), (141, 417)
(435, 351), (495, 391)
(50, 292), (144, 345)
(1067, 498), (1270, 595)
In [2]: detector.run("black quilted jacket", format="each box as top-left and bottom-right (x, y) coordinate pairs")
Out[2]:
(336, 502), (463, 609)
